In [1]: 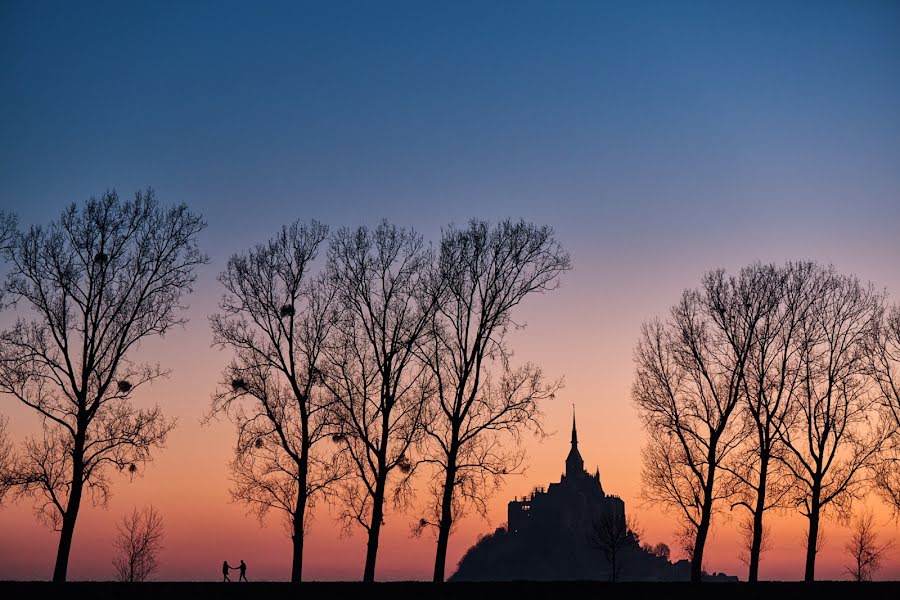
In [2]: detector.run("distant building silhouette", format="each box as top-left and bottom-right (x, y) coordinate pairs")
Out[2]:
(451, 410), (737, 582)
(507, 411), (624, 539)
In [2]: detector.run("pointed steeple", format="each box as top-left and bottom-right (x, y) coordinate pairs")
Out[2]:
(565, 405), (584, 478)
(571, 405), (578, 447)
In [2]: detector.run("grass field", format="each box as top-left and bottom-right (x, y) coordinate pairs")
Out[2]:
(1, 581), (899, 600)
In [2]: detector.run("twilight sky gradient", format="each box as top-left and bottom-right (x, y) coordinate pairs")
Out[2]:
(1, 0), (900, 581)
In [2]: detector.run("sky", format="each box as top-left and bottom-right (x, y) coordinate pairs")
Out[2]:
(1, 0), (900, 582)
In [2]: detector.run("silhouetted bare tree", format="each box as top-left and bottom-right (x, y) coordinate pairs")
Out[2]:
(416, 219), (570, 582)
(0, 416), (13, 503)
(843, 508), (893, 581)
(206, 220), (344, 582)
(0, 210), (16, 306)
(0, 210), (14, 254)
(112, 505), (165, 582)
(866, 303), (900, 513)
(726, 262), (816, 581)
(634, 265), (778, 582)
(324, 221), (435, 582)
(0, 211), (14, 241)
(0, 213), (14, 501)
(777, 265), (888, 581)
(592, 511), (641, 582)
(0, 190), (206, 581)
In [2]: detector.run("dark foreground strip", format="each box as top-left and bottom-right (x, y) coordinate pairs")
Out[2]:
(1, 581), (899, 600)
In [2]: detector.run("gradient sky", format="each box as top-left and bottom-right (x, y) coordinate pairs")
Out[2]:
(1, 0), (899, 582)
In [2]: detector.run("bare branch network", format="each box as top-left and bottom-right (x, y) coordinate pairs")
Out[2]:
(3, 194), (899, 584)
(204, 217), (570, 583)
(635, 261), (900, 582)
(0, 191), (207, 582)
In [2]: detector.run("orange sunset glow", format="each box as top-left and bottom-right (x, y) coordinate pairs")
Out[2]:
(2, 236), (898, 582)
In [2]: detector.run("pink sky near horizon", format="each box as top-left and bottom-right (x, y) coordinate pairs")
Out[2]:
(1, 221), (898, 583)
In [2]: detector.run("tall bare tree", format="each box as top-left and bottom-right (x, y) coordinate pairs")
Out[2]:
(866, 303), (900, 513)
(843, 508), (894, 581)
(324, 221), (435, 582)
(778, 265), (888, 581)
(206, 220), (344, 582)
(112, 505), (165, 582)
(634, 264), (778, 582)
(0, 190), (206, 581)
(726, 262), (816, 581)
(416, 219), (570, 582)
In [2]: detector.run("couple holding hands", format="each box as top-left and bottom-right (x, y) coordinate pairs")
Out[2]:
(222, 559), (248, 582)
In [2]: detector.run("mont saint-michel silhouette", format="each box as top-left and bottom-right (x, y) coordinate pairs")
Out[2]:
(451, 411), (736, 582)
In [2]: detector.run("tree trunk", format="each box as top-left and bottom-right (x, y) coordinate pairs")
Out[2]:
(291, 433), (310, 583)
(432, 451), (457, 582)
(290, 489), (308, 583)
(691, 460), (717, 583)
(53, 445), (85, 582)
(747, 456), (768, 582)
(803, 484), (822, 582)
(691, 511), (710, 583)
(747, 506), (764, 582)
(363, 473), (387, 582)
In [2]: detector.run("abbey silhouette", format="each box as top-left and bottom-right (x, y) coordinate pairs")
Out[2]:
(507, 410), (623, 538)
(451, 410), (737, 582)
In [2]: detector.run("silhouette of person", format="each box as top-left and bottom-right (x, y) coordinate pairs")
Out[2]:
(238, 559), (248, 582)
(222, 560), (232, 582)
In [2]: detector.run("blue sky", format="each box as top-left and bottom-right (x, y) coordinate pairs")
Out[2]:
(3, 1), (898, 250)
(3, 0), (899, 405)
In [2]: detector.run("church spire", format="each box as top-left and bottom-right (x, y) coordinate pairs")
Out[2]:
(571, 404), (578, 448)
(565, 404), (584, 478)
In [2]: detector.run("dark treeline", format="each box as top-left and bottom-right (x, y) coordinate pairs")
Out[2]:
(0, 193), (571, 583)
(1, 194), (899, 584)
(635, 263), (900, 583)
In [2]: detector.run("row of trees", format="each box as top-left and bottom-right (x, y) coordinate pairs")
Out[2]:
(0, 192), (571, 582)
(635, 262), (900, 582)
(206, 215), (570, 583)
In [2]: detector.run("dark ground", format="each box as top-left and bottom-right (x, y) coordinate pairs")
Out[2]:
(1, 581), (899, 600)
